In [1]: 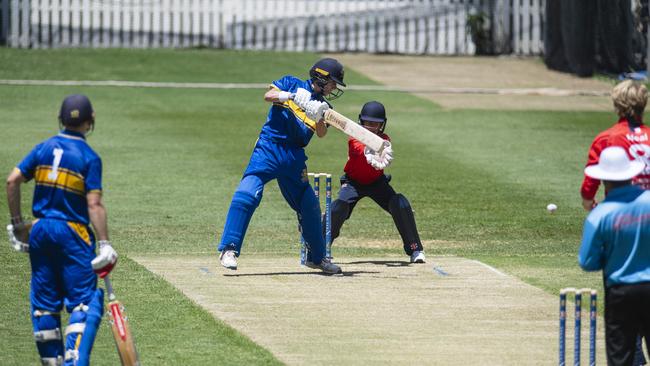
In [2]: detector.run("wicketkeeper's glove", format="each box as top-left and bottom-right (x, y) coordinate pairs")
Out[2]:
(364, 143), (393, 170)
(91, 240), (118, 278)
(6, 223), (29, 253)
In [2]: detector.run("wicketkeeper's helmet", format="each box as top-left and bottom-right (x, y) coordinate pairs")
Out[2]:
(310, 58), (346, 100)
(359, 101), (387, 133)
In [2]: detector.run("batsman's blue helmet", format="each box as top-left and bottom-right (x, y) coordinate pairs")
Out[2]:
(359, 101), (387, 133)
(310, 58), (346, 87)
(59, 94), (95, 127)
(310, 58), (346, 100)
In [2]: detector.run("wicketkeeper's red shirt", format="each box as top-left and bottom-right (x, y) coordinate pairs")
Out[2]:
(344, 133), (390, 185)
(581, 117), (650, 200)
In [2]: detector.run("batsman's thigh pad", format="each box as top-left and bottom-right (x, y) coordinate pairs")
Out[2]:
(64, 289), (104, 366)
(32, 308), (64, 361)
(388, 194), (423, 254)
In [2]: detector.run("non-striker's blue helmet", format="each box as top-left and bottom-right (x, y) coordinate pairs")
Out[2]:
(59, 94), (95, 127)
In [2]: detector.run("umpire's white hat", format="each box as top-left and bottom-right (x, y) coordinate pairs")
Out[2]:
(585, 146), (645, 181)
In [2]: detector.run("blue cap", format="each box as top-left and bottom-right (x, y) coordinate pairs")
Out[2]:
(59, 94), (94, 126)
(359, 101), (386, 123)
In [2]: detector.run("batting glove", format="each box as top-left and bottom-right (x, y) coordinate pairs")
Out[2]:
(91, 240), (118, 278)
(292, 88), (312, 109)
(305, 100), (329, 121)
(6, 223), (29, 253)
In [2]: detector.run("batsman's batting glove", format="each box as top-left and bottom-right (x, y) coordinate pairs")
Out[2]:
(6, 223), (29, 253)
(292, 88), (312, 109)
(91, 240), (118, 278)
(305, 100), (329, 121)
(278, 91), (292, 102)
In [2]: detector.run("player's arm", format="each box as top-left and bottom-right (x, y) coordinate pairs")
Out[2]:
(315, 119), (327, 138)
(264, 86), (289, 103)
(580, 135), (608, 210)
(6, 168), (26, 225)
(87, 192), (108, 241)
(88, 191), (118, 277)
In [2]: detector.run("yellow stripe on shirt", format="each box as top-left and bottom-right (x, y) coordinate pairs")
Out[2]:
(269, 85), (318, 131)
(34, 165), (85, 195)
(68, 222), (91, 245)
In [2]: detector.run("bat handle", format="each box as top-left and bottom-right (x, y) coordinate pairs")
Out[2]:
(103, 276), (117, 301)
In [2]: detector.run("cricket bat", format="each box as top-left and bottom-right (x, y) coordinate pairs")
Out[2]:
(104, 276), (140, 366)
(322, 109), (390, 153)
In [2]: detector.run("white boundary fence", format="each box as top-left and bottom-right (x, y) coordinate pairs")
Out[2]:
(0, 0), (545, 55)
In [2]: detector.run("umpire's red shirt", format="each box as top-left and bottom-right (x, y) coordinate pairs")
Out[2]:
(344, 133), (390, 185)
(581, 117), (650, 200)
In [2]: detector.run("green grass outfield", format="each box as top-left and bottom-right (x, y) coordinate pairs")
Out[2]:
(0, 48), (612, 365)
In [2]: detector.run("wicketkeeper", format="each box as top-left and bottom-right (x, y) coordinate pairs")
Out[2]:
(325, 101), (425, 263)
(6, 95), (118, 366)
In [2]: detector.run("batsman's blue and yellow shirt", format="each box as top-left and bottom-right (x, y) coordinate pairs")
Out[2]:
(261, 75), (326, 148)
(16, 129), (102, 224)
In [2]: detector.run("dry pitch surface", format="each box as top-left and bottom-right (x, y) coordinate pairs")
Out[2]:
(134, 255), (605, 365)
(334, 54), (613, 111)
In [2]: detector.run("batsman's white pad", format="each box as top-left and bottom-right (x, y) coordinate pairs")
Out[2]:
(323, 110), (390, 154)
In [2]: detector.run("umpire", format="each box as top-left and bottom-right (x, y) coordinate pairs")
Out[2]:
(578, 146), (650, 366)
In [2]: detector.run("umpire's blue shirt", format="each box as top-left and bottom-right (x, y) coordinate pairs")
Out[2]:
(579, 185), (650, 287)
(261, 76), (325, 148)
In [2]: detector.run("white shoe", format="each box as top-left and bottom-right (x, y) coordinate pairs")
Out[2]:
(220, 250), (238, 270)
(305, 257), (342, 275)
(410, 251), (426, 263)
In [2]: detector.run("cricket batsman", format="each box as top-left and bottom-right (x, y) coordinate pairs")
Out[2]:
(6, 94), (118, 365)
(217, 58), (345, 274)
(326, 101), (425, 263)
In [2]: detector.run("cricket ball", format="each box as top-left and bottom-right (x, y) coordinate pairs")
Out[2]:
(547, 203), (557, 213)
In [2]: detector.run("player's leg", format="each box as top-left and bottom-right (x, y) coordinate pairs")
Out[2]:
(325, 175), (361, 244)
(278, 172), (341, 274)
(218, 141), (277, 269)
(218, 173), (269, 255)
(368, 177), (424, 261)
(59, 221), (103, 366)
(29, 220), (65, 365)
(605, 285), (641, 366)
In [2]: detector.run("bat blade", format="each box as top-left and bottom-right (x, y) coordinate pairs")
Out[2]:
(323, 109), (389, 153)
(105, 277), (140, 366)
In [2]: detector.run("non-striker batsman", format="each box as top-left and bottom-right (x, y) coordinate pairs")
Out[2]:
(6, 94), (118, 365)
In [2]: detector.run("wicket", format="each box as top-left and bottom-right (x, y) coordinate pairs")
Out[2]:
(300, 173), (332, 265)
(559, 288), (597, 366)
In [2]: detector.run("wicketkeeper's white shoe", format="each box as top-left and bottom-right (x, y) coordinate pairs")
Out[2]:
(410, 251), (426, 264)
(220, 250), (238, 270)
(305, 257), (342, 275)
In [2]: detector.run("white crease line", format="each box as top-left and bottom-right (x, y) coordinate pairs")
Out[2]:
(469, 260), (507, 277)
(0, 79), (610, 96)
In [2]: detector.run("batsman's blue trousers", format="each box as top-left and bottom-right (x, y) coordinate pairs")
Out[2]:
(218, 138), (326, 264)
(29, 218), (98, 312)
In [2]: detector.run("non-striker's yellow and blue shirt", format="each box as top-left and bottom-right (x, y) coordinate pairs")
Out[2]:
(16, 130), (102, 225)
(261, 76), (326, 148)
